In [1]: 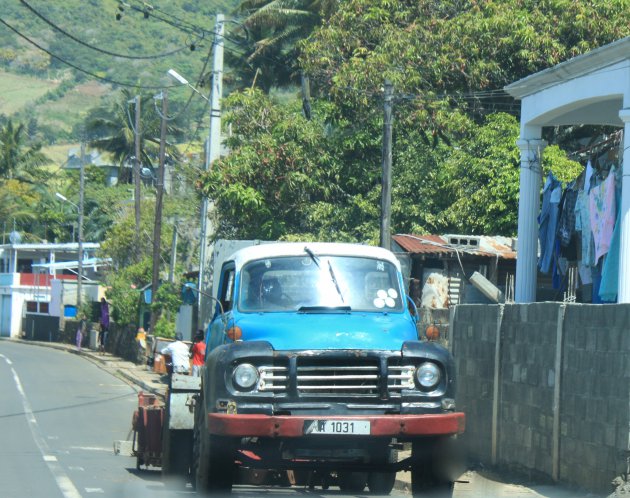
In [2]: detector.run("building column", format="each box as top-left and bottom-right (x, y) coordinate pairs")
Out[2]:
(515, 136), (546, 303)
(617, 109), (630, 302)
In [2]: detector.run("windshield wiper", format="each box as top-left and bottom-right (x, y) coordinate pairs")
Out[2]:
(304, 246), (320, 268)
(298, 305), (351, 313)
(327, 260), (345, 303)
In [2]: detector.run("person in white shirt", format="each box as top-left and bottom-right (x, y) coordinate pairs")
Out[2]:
(161, 332), (190, 374)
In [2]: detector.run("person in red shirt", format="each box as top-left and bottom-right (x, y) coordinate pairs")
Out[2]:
(191, 331), (207, 377)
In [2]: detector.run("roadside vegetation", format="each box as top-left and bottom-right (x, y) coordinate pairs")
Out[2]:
(1, 0), (629, 333)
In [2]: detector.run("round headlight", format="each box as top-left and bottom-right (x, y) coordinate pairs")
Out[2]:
(416, 362), (441, 389)
(232, 363), (259, 390)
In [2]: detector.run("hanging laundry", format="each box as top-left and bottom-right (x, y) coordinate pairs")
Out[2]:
(574, 190), (595, 267)
(599, 206), (621, 302)
(584, 160), (594, 193)
(557, 182), (578, 247)
(589, 167), (616, 264)
(538, 174), (562, 274)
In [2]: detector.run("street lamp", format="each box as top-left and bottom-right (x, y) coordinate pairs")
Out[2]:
(56, 191), (84, 311)
(167, 15), (223, 332)
(55, 192), (78, 210)
(167, 69), (210, 103)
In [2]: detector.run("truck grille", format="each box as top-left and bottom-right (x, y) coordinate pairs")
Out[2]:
(257, 360), (415, 396)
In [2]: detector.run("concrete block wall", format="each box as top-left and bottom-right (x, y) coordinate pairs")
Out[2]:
(452, 303), (630, 495)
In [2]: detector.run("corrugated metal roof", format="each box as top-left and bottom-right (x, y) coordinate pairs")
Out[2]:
(393, 234), (516, 260)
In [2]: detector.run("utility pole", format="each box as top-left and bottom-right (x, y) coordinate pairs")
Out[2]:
(169, 226), (178, 284)
(150, 90), (168, 332)
(380, 80), (393, 250)
(198, 13), (224, 331)
(77, 141), (85, 311)
(134, 95), (142, 247)
(301, 73), (312, 120)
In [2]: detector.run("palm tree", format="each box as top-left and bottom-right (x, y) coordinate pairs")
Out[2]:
(230, 0), (339, 91)
(0, 119), (48, 181)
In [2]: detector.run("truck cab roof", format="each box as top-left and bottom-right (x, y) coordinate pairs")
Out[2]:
(228, 242), (402, 271)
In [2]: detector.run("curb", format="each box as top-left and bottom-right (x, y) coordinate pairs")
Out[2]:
(116, 368), (164, 397)
(8, 338), (166, 397)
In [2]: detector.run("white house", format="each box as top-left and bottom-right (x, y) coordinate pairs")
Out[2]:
(0, 242), (107, 338)
(505, 37), (630, 303)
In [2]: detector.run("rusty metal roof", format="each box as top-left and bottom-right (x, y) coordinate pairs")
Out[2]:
(393, 234), (516, 260)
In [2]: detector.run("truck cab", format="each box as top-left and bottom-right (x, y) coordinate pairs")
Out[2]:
(194, 242), (464, 495)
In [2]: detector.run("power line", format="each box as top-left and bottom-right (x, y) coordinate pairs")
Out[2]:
(19, 0), (202, 60)
(0, 17), (181, 89)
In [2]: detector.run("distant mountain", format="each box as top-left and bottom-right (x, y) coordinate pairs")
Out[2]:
(0, 0), (241, 142)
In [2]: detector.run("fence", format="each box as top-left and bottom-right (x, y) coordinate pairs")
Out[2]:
(452, 303), (630, 495)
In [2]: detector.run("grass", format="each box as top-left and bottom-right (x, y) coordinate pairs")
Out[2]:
(0, 70), (58, 114)
(38, 83), (110, 132)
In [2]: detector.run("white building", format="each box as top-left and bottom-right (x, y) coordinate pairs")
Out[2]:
(0, 242), (107, 339)
(505, 37), (630, 303)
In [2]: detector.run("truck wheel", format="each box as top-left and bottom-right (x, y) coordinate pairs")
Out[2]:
(367, 472), (396, 494)
(338, 471), (368, 492)
(193, 405), (236, 494)
(410, 442), (453, 498)
(165, 431), (193, 477)
(367, 445), (397, 494)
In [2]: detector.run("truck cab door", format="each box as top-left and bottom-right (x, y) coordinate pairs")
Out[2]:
(207, 262), (236, 351)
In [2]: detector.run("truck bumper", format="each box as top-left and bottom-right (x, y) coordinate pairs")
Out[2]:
(207, 412), (465, 438)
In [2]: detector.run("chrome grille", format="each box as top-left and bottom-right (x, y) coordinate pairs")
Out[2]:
(297, 365), (379, 393)
(255, 361), (416, 396)
(257, 366), (288, 392)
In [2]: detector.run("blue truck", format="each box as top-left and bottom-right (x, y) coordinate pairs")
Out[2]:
(192, 241), (465, 496)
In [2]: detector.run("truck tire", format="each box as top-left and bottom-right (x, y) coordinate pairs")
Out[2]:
(367, 472), (396, 494)
(338, 471), (368, 492)
(410, 442), (453, 498)
(367, 446), (397, 494)
(193, 404), (236, 494)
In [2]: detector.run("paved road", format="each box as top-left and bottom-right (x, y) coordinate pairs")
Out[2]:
(0, 340), (147, 497)
(0, 340), (604, 498)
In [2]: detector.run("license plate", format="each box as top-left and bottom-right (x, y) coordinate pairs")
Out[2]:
(304, 420), (370, 435)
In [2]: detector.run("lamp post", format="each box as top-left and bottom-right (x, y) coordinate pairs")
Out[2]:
(56, 191), (83, 310)
(167, 14), (224, 331)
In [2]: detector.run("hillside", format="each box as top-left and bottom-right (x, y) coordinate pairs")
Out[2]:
(1, 0), (240, 146)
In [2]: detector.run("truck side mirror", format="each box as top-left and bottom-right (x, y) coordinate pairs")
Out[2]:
(406, 295), (420, 323)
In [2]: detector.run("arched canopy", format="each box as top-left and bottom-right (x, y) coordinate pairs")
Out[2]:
(504, 37), (630, 303)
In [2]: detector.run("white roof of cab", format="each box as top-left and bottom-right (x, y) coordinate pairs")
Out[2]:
(229, 242), (401, 271)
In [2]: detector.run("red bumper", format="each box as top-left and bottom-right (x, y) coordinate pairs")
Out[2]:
(208, 412), (465, 438)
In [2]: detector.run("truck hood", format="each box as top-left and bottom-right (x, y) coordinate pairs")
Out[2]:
(233, 312), (418, 350)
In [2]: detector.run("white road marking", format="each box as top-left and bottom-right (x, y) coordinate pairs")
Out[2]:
(69, 466), (85, 471)
(48, 435), (60, 440)
(0, 354), (83, 498)
(70, 446), (112, 452)
(84, 488), (104, 493)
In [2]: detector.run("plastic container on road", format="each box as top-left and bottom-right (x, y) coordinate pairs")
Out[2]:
(89, 328), (98, 350)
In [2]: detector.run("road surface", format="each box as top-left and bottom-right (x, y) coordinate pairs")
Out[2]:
(0, 340), (603, 498)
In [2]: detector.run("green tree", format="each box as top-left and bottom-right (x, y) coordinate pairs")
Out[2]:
(229, 0), (339, 90)
(85, 90), (183, 184)
(0, 119), (48, 180)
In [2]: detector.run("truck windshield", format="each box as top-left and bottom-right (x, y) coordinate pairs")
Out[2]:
(239, 255), (403, 312)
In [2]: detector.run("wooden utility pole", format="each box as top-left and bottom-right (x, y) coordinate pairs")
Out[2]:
(150, 90), (168, 332)
(301, 73), (312, 120)
(133, 95), (142, 248)
(380, 80), (393, 250)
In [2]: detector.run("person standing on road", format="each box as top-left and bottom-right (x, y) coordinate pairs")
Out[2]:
(190, 331), (206, 377)
(161, 332), (190, 374)
(99, 297), (110, 353)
